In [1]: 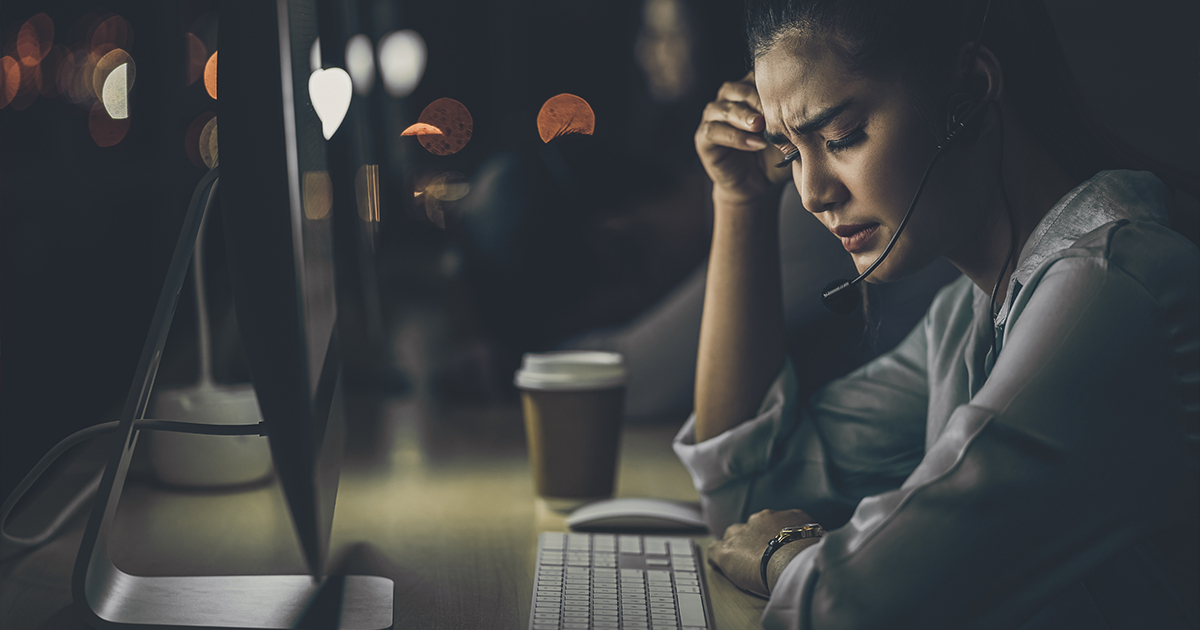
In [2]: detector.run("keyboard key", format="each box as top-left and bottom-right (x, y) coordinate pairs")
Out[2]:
(676, 592), (706, 627)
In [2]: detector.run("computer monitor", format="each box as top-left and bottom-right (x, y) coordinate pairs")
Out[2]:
(221, 0), (343, 581)
(70, 0), (393, 627)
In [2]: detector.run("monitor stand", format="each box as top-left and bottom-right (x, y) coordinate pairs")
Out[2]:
(72, 170), (394, 629)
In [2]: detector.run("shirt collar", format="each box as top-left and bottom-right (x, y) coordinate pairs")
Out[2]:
(991, 169), (1169, 326)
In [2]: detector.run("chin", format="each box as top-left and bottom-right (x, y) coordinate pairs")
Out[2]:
(855, 253), (910, 284)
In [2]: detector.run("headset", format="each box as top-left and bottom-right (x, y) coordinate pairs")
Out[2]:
(820, 0), (997, 316)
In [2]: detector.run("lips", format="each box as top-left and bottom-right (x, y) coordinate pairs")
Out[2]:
(831, 223), (880, 253)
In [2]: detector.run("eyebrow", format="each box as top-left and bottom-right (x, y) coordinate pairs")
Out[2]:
(762, 98), (855, 146)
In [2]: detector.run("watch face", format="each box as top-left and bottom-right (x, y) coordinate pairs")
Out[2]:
(777, 524), (824, 543)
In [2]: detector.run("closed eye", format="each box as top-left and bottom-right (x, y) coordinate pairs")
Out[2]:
(826, 126), (866, 153)
(775, 150), (799, 168)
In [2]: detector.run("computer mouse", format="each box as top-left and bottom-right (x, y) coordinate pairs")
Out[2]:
(565, 497), (709, 534)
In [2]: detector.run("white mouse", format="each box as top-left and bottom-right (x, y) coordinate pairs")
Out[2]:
(566, 497), (709, 533)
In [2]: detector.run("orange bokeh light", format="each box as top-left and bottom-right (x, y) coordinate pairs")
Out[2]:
(89, 101), (130, 146)
(204, 51), (217, 99)
(10, 60), (42, 110)
(401, 122), (443, 136)
(17, 14), (54, 66)
(536, 93), (595, 143)
(1, 57), (19, 108)
(414, 98), (472, 156)
(185, 33), (207, 86)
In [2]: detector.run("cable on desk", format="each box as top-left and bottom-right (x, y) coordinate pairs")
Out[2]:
(0, 419), (267, 561)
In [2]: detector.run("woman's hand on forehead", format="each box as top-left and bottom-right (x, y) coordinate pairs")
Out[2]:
(695, 71), (791, 207)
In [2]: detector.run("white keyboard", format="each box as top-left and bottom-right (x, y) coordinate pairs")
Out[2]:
(530, 532), (712, 630)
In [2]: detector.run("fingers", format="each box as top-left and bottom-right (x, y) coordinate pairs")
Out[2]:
(716, 71), (762, 114)
(697, 75), (769, 153)
(698, 105), (767, 151)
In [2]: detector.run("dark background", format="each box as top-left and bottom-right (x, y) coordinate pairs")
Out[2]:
(2, 0), (1197, 501)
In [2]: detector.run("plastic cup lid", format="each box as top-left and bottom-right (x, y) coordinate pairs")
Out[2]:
(514, 350), (627, 391)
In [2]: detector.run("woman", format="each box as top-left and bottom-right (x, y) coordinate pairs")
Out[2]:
(675, 0), (1199, 628)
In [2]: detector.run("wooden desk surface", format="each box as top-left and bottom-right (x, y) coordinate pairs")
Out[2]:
(0, 394), (767, 629)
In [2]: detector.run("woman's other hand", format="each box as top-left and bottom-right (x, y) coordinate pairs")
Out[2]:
(695, 72), (791, 207)
(707, 508), (821, 598)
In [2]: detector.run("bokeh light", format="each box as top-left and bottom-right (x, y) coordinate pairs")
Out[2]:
(414, 98), (472, 156)
(88, 101), (130, 146)
(310, 38), (321, 73)
(355, 164), (380, 223)
(93, 48), (134, 105)
(536, 94), (595, 143)
(303, 171), (333, 220)
(346, 34), (374, 96)
(1, 57), (18, 108)
(59, 46), (97, 104)
(199, 116), (218, 168)
(378, 30), (425, 98)
(401, 122), (443, 137)
(89, 14), (131, 57)
(185, 111), (217, 168)
(102, 63), (129, 119)
(308, 67), (352, 139)
(186, 33), (207, 86)
(10, 60), (42, 110)
(17, 14), (54, 67)
(414, 172), (469, 229)
(204, 51), (217, 99)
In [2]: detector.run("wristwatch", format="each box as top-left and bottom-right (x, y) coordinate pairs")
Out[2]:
(760, 523), (825, 595)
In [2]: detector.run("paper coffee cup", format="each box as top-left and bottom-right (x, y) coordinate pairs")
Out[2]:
(515, 351), (627, 511)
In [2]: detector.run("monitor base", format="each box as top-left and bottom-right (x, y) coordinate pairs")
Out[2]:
(80, 570), (393, 630)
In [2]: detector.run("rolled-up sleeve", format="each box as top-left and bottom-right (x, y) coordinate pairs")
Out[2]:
(673, 304), (932, 534)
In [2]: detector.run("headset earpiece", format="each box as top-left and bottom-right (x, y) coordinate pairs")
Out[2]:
(941, 88), (987, 150)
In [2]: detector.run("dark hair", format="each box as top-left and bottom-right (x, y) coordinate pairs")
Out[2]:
(745, 0), (1198, 224)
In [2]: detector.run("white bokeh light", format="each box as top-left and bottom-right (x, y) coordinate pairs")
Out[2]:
(345, 34), (375, 96)
(309, 37), (321, 73)
(377, 30), (426, 98)
(102, 63), (129, 119)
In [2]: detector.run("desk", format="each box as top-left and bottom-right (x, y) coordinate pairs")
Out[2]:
(0, 394), (767, 629)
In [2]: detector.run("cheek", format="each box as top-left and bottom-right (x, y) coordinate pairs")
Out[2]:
(845, 143), (914, 219)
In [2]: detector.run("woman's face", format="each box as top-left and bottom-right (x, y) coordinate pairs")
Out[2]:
(756, 33), (974, 282)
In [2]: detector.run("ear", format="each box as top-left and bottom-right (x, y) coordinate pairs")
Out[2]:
(958, 42), (1003, 102)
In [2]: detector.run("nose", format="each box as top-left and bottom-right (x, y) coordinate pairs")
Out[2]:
(795, 154), (847, 214)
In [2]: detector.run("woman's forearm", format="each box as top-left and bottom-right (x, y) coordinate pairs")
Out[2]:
(694, 193), (787, 442)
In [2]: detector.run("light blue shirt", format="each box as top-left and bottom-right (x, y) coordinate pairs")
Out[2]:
(673, 171), (1200, 629)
